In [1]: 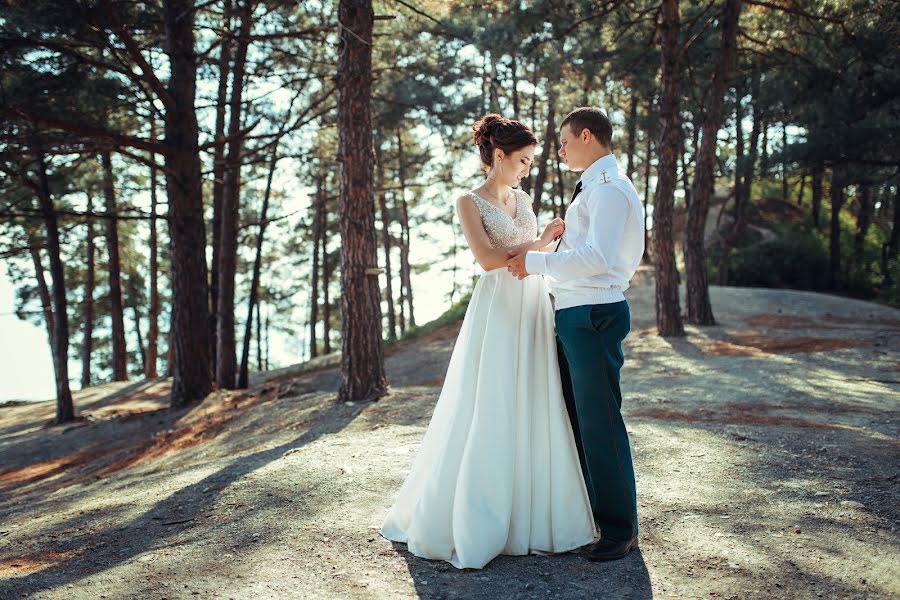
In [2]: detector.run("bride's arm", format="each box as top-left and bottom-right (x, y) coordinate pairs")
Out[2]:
(457, 196), (563, 270)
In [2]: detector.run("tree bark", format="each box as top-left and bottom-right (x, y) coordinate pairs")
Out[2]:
(885, 183), (899, 283)
(336, 0), (387, 402)
(239, 143), (277, 388)
(811, 161), (823, 228)
(654, 0), (686, 337)
(309, 163), (323, 359)
(34, 142), (75, 422)
(554, 137), (566, 218)
(781, 122), (789, 202)
(643, 120), (652, 263)
(829, 167), (845, 289)
(216, 0), (253, 390)
(376, 145), (397, 341)
(256, 294), (263, 370)
(679, 134), (692, 211)
(531, 92), (556, 216)
(101, 150), (129, 379)
(323, 241), (332, 354)
(27, 232), (54, 353)
(853, 185), (871, 271)
(147, 125), (160, 379)
(684, 0), (741, 326)
(396, 131), (415, 328)
(163, 0), (213, 406)
(719, 84), (760, 285)
(626, 92), (638, 181)
(210, 0), (233, 372)
(81, 196), (95, 387)
(133, 304), (146, 373)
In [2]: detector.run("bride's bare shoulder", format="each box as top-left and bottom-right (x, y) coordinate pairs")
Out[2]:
(456, 190), (479, 209)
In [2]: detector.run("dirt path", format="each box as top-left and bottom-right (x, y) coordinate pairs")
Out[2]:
(1, 283), (898, 599)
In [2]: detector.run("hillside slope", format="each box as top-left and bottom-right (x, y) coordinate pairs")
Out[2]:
(1, 281), (899, 599)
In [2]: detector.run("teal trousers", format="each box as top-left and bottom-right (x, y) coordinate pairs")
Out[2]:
(555, 300), (638, 542)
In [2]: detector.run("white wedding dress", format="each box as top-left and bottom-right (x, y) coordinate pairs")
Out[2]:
(379, 189), (596, 569)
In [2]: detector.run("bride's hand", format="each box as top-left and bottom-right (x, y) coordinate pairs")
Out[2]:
(540, 218), (565, 244)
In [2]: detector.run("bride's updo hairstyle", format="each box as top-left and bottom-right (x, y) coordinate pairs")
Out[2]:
(472, 114), (537, 172)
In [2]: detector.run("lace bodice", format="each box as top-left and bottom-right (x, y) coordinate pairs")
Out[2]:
(467, 189), (538, 248)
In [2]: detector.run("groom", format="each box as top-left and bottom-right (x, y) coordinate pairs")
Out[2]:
(507, 107), (644, 561)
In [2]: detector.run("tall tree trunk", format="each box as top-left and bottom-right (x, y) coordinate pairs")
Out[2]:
(309, 164), (323, 359)
(101, 150), (129, 380)
(885, 183), (899, 283)
(488, 51), (500, 113)
(796, 172), (806, 206)
(163, 0), (213, 406)
(264, 313), (270, 370)
(684, 0), (741, 326)
(654, 0), (686, 337)
(625, 92), (638, 181)
(81, 197), (95, 387)
(396, 131), (415, 328)
(719, 84), (760, 285)
(34, 142), (75, 422)
(256, 294), (263, 369)
(852, 185), (872, 272)
(376, 147), (397, 341)
(147, 124), (160, 379)
(781, 122), (789, 202)
(643, 124), (652, 263)
(216, 0), (253, 390)
(510, 51), (519, 117)
(554, 138), (566, 218)
(829, 167), (845, 289)
(531, 92), (556, 216)
(133, 305), (146, 373)
(238, 143), (277, 388)
(210, 0), (234, 370)
(679, 136), (692, 211)
(27, 232), (54, 352)
(323, 244), (332, 353)
(337, 0), (386, 402)
(811, 161), (823, 228)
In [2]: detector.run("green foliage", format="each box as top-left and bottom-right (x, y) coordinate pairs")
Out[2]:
(880, 259), (900, 307)
(395, 291), (472, 343)
(725, 230), (831, 290)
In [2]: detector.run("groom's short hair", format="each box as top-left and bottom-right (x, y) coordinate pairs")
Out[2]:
(560, 107), (613, 149)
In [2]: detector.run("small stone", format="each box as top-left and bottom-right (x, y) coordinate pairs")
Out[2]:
(794, 528), (802, 534)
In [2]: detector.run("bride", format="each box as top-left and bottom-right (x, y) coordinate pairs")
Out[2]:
(379, 114), (596, 569)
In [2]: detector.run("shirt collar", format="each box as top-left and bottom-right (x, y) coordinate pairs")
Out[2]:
(579, 153), (618, 185)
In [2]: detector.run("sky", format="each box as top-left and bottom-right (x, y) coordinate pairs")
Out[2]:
(0, 262), (56, 401)
(0, 216), (476, 403)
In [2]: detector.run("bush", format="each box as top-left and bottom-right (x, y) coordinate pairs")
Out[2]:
(727, 231), (830, 290)
(880, 258), (900, 308)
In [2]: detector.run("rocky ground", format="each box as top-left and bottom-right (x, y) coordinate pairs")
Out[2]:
(1, 281), (898, 600)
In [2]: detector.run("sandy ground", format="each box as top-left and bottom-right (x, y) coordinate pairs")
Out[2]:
(1, 279), (898, 600)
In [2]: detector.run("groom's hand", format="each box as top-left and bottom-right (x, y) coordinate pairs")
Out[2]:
(506, 251), (529, 279)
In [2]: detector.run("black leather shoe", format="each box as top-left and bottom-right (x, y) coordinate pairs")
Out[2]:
(580, 536), (639, 562)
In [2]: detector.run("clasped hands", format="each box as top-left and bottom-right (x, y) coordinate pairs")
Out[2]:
(506, 217), (565, 279)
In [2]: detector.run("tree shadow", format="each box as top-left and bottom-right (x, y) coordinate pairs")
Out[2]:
(389, 541), (653, 599)
(0, 397), (365, 598)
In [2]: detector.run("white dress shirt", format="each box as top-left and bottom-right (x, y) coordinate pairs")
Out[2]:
(525, 153), (645, 310)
